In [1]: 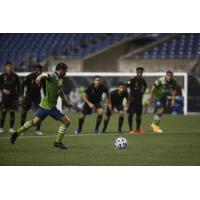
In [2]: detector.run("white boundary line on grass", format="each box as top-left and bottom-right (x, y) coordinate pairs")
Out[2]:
(0, 130), (200, 140)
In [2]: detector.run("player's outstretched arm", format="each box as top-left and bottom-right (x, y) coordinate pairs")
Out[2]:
(60, 91), (75, 107)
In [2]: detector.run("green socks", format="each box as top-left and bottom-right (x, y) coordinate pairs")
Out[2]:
(55, 124), (68, 143)
(17, 120), (34, 135)
(153, 115), (161, 126)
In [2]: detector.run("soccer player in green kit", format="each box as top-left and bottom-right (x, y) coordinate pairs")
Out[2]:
(10, 63), (75, 149)
(150, 70), (177, 133)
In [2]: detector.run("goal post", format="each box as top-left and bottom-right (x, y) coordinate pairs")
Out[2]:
(17, 72), (188, 115)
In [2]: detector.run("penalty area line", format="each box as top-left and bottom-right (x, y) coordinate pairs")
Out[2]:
(0, 130), (200, 140)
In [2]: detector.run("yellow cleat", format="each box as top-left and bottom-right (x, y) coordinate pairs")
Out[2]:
(151, 123), (163, 133)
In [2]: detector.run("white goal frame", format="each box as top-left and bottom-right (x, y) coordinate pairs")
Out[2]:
(17, 72), (188, 115)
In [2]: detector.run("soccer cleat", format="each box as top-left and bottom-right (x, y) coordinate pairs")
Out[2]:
(10, 132), (19, 144)
(95, 128), (100, 135)
(128, 130), (134, 134)
(9, 128), (16, 133)
(151, 123), (163, 133)
(35, 131), (43, 136)
(75, 128), (81, 134)
(54, 142), (68, 149)
(0, 128), (4, 133)
(133, 129), (145, 134)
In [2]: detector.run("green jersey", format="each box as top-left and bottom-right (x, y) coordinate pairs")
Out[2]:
(154, 76), (177, 100)
(40, 72), (63, 109)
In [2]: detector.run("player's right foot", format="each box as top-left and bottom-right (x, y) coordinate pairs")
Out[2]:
(0, 128), (4, 133)
(54, 142), (68, 149)
(10, 132), (19, 144)
(75, 128), (81, 134)
(151, 123), (163, 133)
(128, 130), (134, 134)
(35, 131), (43, 136)
(9, 128), (16, 133)
(95, 128), (100, 135)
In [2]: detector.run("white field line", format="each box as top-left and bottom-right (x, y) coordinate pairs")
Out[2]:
(0, 130), (200, 140)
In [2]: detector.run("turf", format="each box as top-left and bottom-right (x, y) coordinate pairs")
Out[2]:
(0, 112), (200, 165)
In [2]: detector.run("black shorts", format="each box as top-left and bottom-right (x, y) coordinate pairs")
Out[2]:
(106, 104), (124, 116)
(23, 96), (41, 111)
(1, 95), (17, 111)
(82, 102), (102, 115)
(128, 101), (143, 115)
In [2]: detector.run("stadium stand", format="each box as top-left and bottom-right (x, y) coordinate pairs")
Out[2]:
(135, 34), (200, 59)
(0, 33), (135, 70)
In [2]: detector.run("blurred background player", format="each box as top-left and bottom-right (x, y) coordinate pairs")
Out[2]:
(102, 82), (128, 133)
(20, 64), (44, 136)
(150, 70), (177, 133)
(75, 75), (108, 134)
(10, 63), (75, 149)
(0, 62), (21, 133)
(127, 67), (147, 133)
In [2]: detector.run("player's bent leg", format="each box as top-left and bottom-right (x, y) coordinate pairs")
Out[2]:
(10, 116), (41, 144)
(102, 114), (111, 133)
(95, 108), (103, 134)
(9, 111), (15, 133)
(54, 116), (71, 149)
(151, 108), (164, 133)
(128, 113), (134, 133)
(118, 111), (124, 133)
(0, 111), (7, 133)
(102, 107), (111, 133)
(75, 112), (86, 134)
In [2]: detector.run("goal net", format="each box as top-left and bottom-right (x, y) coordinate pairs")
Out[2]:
(17, 72), (188, 115)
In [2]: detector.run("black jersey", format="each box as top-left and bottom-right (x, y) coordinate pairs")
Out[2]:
(110, 89), (128, 106)
(85, 83), (108, 103)
(127, 77), (147, 102)
(0, 72), (20, 98)
(22, 73), (42, 98)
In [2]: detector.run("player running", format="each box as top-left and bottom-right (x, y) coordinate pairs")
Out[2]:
(10, 63), (75, 149)
(0, 62), (21, 133)
(102, 82), (128, 133)
(127, 67), (147, 133)
(20, 64), (44, 136)
(150, 70), (177, 133)
(75, 75), (109, 134)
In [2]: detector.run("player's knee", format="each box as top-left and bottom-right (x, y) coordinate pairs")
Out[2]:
(119, 111), (124, 118)
(97, 108), (103, 115)
(32, 117), (41, 125)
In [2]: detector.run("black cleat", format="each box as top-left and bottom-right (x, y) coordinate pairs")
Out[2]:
(10, 132), (19, 144)
(54, 142), (68, 149)
(118, 130), (122, 134)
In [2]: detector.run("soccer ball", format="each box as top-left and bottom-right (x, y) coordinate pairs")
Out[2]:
(115, 137), (128, 149)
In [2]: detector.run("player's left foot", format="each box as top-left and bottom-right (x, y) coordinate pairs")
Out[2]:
(128, 130), (134, 134)
(75, 128), (81, 134)
(151, 123), (163, 133)
(54, 142), (68, 149)
(95, 128), (100, 134)
(10, 132), (19, 144)
(9, 128), (16, 133)
(35, 131), (43, 136)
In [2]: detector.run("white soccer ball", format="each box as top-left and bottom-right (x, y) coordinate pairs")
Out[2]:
(115, 137), (128, 149)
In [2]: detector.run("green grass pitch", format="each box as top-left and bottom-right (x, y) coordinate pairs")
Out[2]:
(0, 112), (200, 166)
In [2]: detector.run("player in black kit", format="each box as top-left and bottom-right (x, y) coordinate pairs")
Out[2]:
(0, 62), (21, 133)
(75, 75), (108, 134)
(127, 67), (147, 133)
(20, 64), (44, 136)
(102, 82), (128, 133)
